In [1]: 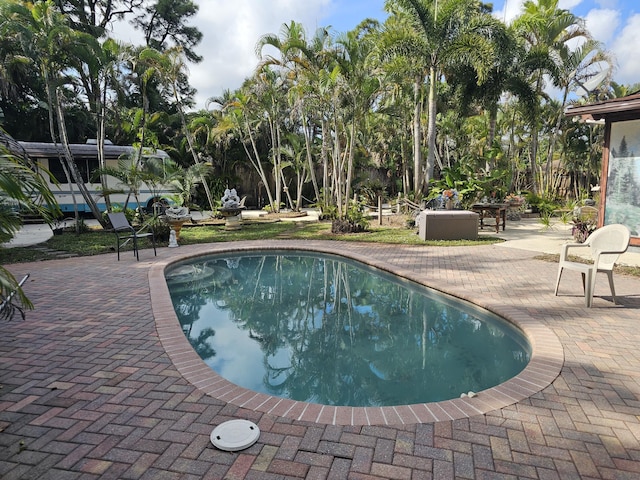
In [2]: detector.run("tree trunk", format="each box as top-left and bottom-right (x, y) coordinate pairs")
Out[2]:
(243, 118), (276, 211)
(412, 79), (423, 195)
(172, 81), (216, 213)
(54, 88), (106, 227)
(344, 112), (356, 215)
(301, 107), (320, 203)
(425, 65), (438, 193)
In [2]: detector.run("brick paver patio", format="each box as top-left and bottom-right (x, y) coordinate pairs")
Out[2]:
(2, 240), (640, 479)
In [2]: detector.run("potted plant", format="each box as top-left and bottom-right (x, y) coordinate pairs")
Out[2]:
(571, 216), (597, 243)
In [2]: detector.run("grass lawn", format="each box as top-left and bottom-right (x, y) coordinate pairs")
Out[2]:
(1, 219), (502, 264)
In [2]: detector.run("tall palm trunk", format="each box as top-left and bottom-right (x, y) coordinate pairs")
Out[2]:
(425, 65), (438, 193)
(42, 67), (79, 228)
(172, 85), (216, 213)
(544, 88), (569, 195)
(412, 79), (423, 194)
(243, 118), (276, 211)
(301, 111), (320, 202)
(97, 77), (112, 212)
(344, 108), (357, 215)
(54, 88), (105, 226)
(321, 119), (331, 206)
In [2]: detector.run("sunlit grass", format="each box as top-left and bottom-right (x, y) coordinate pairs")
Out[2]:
(287, 222), (501, 246)
(535, 253), (640, 278)
(0, 219), (502, 265)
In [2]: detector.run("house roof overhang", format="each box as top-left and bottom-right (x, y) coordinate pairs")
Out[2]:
(564, 93), (640, 123)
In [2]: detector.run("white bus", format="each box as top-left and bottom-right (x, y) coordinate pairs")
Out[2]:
(18, 140), (173, 214)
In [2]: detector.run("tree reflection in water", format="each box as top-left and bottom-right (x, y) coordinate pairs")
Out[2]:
(166, 251), (530, 407)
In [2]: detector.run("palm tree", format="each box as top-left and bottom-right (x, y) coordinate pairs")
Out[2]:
(542, 38), (612, 195)
(210, 89), (277, 211)
(511, 0), (591, 195)
(333, 24), (381, 215)
(384, 0), (501, 194)
(256, 21), (329, 205)
(1, 131), (59, 319)
(0, 0), (106, 226)
(145, 46), (216, 212)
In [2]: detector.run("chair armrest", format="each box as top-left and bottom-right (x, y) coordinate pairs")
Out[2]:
(113, 226), (135, 234)
(598, 248), (628, 255)
(559, 242), (590, 262)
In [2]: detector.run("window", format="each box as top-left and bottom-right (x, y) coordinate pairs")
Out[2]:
(47, 156), (100, 183)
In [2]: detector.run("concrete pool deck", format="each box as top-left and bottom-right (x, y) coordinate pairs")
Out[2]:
(2, 228), (640, 478)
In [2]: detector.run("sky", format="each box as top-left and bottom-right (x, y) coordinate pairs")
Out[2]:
(114, 1), (639, 111)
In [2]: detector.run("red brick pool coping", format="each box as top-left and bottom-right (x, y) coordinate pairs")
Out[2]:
(149, 240), (564, 426)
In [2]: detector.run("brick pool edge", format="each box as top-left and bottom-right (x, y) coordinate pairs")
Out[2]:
(149, 240), (564, 426)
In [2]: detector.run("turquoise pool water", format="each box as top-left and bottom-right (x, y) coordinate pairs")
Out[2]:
(166, 250), (531, 407)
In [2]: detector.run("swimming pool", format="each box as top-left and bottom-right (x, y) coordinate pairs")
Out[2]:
(150, 241), (564, 424)
(165, 250), (531, 407)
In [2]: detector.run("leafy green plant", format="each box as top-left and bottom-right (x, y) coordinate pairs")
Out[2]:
(571, 217), (597, 243)
(331, 199), (370, 233)
(146, 215), (171, 242)
(316, 203), (338, 220)
(429, 165), (483, 207)
(524, 192), (557, 216)
(538, 212), (552, 230)
(559, 211), (572, 224)
(356, 178), (387, 206)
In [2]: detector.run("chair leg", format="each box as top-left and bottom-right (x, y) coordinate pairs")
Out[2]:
(605, 271), (617, 304)
(554, 266), (563, 295)
(584, 269), (595, 307)
(133, 236), (139, 261)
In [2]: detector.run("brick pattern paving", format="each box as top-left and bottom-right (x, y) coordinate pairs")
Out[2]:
(2, 240), (640, 479)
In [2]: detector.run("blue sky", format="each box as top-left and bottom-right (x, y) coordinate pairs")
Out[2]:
(139, 0), (638, 109)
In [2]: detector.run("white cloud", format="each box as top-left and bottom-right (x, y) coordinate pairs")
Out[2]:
(111, 0), (333, 111)
(610, 13), (640, 85)
(493, 0), (525, 24)
(559, 0), (584, 9)
(188, 0), (332, 110)
(584, 8), (620, 44)
(595, 0), (620, 8)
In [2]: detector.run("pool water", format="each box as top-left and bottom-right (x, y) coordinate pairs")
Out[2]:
(166, 251), (530, 407)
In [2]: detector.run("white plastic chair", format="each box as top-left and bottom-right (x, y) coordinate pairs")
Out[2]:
(554, 224), (630, 307)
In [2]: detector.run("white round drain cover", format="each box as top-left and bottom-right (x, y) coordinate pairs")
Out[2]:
(210, 419), (260, 451)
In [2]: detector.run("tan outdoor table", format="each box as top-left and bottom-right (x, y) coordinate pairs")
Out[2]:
(471, 203), (507, 233)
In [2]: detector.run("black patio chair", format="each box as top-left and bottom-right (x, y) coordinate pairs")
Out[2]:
(107, 212), (157, 261)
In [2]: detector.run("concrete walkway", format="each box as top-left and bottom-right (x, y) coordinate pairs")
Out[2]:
(2, 229), (640, 478)
(477, 217), (640, 267)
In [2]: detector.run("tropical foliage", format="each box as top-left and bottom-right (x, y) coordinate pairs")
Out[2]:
(0, 132), (60, 319)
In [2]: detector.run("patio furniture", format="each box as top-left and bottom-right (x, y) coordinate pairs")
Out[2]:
(471, 203), (507, 233)
(554, 223), (630, 307)
(107, 212), (157, 261)
(418, 210), (479, 240)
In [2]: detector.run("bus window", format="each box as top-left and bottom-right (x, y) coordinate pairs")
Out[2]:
(77, 157), (99, 183)
(47, 156), (67, 183)
(47, 156), (100, 183)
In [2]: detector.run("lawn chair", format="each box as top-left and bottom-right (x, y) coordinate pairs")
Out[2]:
(554, 223), (630, 307)
(107, 212), (157, 261)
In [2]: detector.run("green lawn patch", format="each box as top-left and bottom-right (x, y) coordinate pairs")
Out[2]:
(1, 220), (503, 264)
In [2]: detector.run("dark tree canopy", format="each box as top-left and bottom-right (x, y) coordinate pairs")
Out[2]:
(131, 0), (203, 63)
(54, 0), (144, 36)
